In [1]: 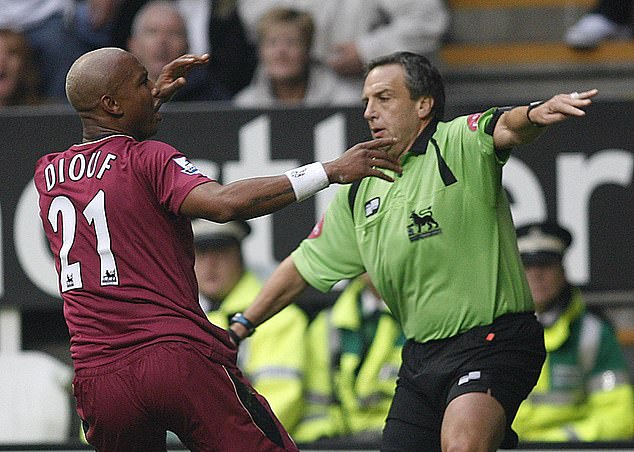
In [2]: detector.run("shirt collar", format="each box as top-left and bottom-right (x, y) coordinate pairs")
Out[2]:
(408, 118), (439, 156)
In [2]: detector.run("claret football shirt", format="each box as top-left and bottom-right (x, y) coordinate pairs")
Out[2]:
(35, 135), (235, 371)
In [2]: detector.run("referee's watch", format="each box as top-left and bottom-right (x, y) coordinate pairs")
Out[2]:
(526, 100), (545, 127)
(229, 312), (256, 338)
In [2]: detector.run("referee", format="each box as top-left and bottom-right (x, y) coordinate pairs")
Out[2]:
(231, 51), (598, 451)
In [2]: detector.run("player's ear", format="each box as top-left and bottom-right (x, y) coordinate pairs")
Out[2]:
(101, 94), (123, 116)
(417, 96), (434, 120)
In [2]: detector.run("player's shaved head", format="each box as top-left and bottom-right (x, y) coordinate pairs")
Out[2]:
(66, 47), (139, 112)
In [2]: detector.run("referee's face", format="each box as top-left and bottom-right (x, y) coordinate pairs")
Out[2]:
(362, 63), (426, 159)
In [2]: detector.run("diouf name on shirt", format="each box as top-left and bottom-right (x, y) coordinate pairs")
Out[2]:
(44, 151), (117, 192)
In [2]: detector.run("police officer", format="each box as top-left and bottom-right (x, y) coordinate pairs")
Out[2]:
(513, 221), (634, 442)
(193, 219), (309, 433)
(293, 274), (404, 447)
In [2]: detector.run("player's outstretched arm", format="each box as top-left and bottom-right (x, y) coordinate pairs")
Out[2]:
(230, 256), (308, 343)
(494, 89), (598, 150)
(152, 53), (210, 109)
(180, 137), (401, 221)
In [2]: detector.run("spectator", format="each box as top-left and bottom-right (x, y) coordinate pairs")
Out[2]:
(237, 0), (449, 88)
(127, 0), (231, 102)
(512, 221), (634, 442)
(565, 0), (633, 49)
(111, 0), (257, 96)
(192, 218), (308, 433)
(205, 0), (258, 96)
(70, 0), (121, 49)
(0, 28), (41, 106)
(0, 0), (119, 100)
(234, 7), (359, 108)
(293, 273), (403, 448)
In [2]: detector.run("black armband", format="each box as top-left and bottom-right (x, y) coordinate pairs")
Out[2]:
(485, 105), (515, 136)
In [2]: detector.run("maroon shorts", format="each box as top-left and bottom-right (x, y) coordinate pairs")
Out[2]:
(73, 341), (298, 451)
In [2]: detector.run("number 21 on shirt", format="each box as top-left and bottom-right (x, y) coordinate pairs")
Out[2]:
(47, 189), (119, 292)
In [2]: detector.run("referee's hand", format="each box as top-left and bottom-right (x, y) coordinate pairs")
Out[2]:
(227, 325), (249, 347)
(527, 89), (598, 127)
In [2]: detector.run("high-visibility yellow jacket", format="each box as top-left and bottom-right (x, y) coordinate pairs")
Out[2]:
(293, 277), (404, 443)
(206, 271), (309, 433)
(513, 288), (634, 441)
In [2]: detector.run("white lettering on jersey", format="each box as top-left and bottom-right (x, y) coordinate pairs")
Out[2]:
(45, 152), (117, 192)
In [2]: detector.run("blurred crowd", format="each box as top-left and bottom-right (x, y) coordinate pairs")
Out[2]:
(0, 0), (450, 108)
(2, 0), (634, 109)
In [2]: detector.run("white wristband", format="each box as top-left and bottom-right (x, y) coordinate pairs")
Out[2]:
(284, 162), (329, 202)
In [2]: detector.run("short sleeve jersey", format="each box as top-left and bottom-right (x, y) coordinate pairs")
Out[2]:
(35, 135), (236, 371)
(292, 109), (534, 343)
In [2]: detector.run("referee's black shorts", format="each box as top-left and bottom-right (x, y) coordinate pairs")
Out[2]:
(382, 312), (546, 451)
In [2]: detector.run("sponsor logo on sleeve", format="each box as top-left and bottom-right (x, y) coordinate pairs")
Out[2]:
(173, 156), (201, 175)
(467, 113), (482, 131)
(308, 215), (325, 239)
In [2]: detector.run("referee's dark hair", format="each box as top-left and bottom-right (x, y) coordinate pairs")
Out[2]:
(364, 51), (445, 120)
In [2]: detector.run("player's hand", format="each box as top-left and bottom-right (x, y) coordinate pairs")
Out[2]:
(323, 137), (402, 184)
(527, 89), (598, 127)
(152, 53), (210, 109)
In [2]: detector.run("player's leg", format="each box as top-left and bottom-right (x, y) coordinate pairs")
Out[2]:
(165, 343), (298, 451)
(441, 391), (505, 452)
(73, 350), (168, 452)
(81, 416), (167, 452)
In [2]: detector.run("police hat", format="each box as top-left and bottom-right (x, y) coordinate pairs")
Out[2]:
(192, 219), (251, 249)
(516, 221), (572, 266)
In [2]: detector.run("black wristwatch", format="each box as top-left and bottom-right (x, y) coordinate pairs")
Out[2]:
(526, 100), (545, 127)
(229, 312), (256, 338)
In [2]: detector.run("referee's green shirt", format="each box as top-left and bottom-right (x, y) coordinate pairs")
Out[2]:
(292, 108), (535, 343)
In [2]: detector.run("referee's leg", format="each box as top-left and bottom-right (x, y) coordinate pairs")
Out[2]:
(381, 378), (442, 452)
(441, 391), (506, 452)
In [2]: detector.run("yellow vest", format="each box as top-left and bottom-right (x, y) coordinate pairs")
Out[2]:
(206, 271), (309, 433)
(513, 289), (634, 441)
(293, 278), (404, 443)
